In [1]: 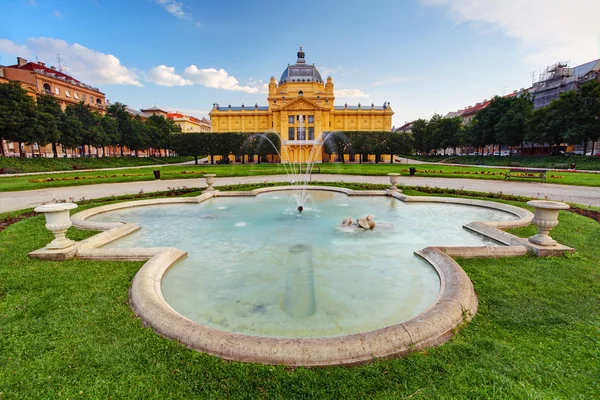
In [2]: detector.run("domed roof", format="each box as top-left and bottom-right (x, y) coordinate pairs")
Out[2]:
(279, 47), (323, 84)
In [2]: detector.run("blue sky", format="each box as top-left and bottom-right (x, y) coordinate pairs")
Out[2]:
(2, 0), (599, 127)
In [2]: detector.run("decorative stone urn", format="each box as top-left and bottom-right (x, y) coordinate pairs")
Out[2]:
(387, 173), (401, 192)
(526, 200), (570, 246)
(203, 174), (216, 191)
(34, 203), (78, 249)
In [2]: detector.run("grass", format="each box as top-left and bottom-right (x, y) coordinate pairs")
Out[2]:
(0, 188), (599, 398)
(404, 154), (600, 170)
(1, 163), (599, 192)
(0, 156), (194, 173)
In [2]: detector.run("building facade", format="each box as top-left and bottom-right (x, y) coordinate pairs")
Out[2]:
(167, 113), (211, 133)
(1, 57), (107, 157)
(209, 48), (393, 163)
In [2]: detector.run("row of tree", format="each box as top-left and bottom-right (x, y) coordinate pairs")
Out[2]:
(170, 130), (415, 164)
(411, 80), (600, 155)
(0, 81), (181, 157)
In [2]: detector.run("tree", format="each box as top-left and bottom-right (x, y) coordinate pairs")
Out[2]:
(495, 95), (533, 154)
(437, 116), (463, 155)
(387, 131), (414, 163)
(146, 114), (180, 156)
(411, 119), (428, 154)
(0, 82), (38, 157)
(322, 131), (350, 162)
(576, 80), (600, 155)
(65, 102), (107, 156)
(106, 102), (132, 156)
(170, 133), (209, 164)
(36, 94), (63, 157)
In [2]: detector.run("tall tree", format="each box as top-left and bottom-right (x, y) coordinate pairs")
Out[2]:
(36, 94), (63, 157)
(410, 119), (428, 155)
(576, 80), (600, 155)
(65, 102), (106, 156)
(387, 131), (414, 163)
(0, 82), (38, 157)
(495, 95), (533, 154)
(106, 102), (132, 156)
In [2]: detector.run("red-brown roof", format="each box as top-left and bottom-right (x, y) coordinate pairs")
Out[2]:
(6, 61), (104, 94)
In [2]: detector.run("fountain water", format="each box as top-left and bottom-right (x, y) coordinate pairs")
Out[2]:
(242, 127), (348, 214)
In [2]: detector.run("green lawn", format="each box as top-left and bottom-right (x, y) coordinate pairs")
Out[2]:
(404, 154), (600, 170)
(0, 188), (598, 398)
(1, 163), (599, 192)
(0, 156), (194, 173)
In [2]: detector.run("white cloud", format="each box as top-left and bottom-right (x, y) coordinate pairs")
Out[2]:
(373, 76), (421, 85)
(0, 38), (142, 86)
(336, 89), (370, 98)
(145, 65), (190, 86)
(317, 65), (342, 77)
(155, 0), (190, 19)
(422, 0), (600, 66)
(0, 39), (28, 56)
(52, 10), (63, 18)
(183, 65), (266, 93)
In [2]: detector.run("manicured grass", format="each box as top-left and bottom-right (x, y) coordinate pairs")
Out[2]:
(405, 154), (600, 170)
(0, 156), (194, 173)
(1, 163), (599, 192)
(0, 188), (598, 398)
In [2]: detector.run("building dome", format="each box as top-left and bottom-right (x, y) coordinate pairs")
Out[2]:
(279, 46), (323, 84)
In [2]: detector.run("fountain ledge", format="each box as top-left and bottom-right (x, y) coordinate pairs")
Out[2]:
(29, 186), (574, 366)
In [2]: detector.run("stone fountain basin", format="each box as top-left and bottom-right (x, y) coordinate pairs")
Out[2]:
(65, 186), (544, 366)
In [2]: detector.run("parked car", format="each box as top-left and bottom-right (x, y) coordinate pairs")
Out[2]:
(550, 150), (565, 156)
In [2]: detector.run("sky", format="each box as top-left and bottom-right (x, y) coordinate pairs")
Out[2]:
(1, 0), (599, 128)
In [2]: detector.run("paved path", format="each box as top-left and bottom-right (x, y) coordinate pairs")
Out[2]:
(1, 174), (599, 213)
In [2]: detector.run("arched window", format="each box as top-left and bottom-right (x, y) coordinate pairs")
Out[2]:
(298, 90), (303, 96)
(96, 98), (101, 105)
(43, 83), (51, 94)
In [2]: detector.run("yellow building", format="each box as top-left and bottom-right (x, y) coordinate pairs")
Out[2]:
(209, 47), (393, 163)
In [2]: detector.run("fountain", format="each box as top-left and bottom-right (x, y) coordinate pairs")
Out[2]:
(244, 127), (348, 214)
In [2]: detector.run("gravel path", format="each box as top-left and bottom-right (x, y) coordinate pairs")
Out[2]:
(1, 174), (599, 213)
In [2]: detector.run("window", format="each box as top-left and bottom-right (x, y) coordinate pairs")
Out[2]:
(43, 83), (51, 94)
(288, 127), (295, 140)
(55, 87), (60, 95)
(288, 116), (294, 124)
(74, 92), (79, 100)
(96, 98), (101, 105)
(65, 90), (70, 98)
(308, 127), (314, 140)
(308, 115), (314, 124)
(298, 90), (303, 96)
(298, 127), (306, 140)
(82, 94), (86, 102)
(90, 96), (93, 103)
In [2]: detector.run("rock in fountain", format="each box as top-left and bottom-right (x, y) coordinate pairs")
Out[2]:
(341, 215), (377, 230)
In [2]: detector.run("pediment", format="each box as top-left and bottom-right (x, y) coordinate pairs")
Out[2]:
(280, 97), (323, 111)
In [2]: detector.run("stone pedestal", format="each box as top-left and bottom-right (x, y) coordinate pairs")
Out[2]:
(203, 174), (216, 191)
(526, 200), (570, 246)
(387, 173), (401, 192)
(34, 203), (78, 249)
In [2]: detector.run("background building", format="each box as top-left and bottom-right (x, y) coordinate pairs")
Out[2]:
(167, 113), (211, 133)
(209, 48), (394, 163)
(1, 57), (106, 157)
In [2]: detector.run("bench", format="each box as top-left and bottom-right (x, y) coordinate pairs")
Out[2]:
(552, 163), (568, 169)
(505, 168), (546, 182)
(509, 162), (521, 167)
(297, 165), (320, 174)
